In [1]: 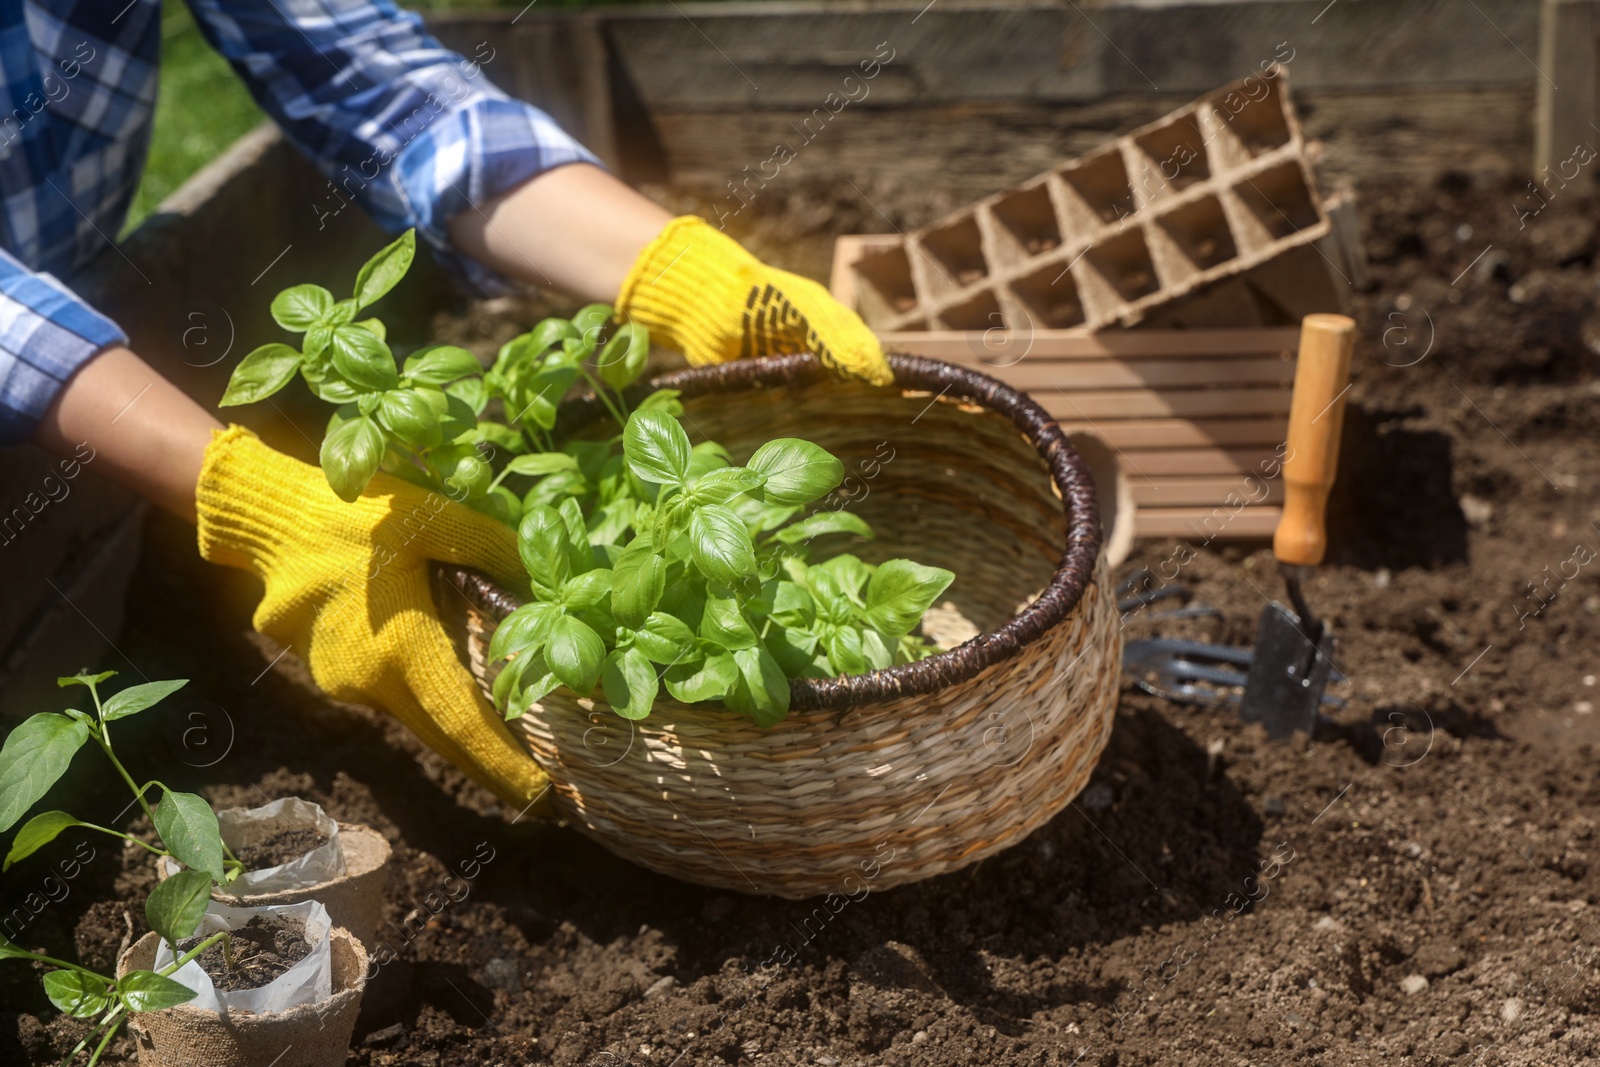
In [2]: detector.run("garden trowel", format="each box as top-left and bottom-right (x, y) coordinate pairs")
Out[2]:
(1238, 313), (1354, 739)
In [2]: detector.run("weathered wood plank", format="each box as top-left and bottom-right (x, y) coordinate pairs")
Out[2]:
(1535, 0), (1600, 177)
(1131, 475), (1284, 507)
(1058, 418), (1288, 449)
(1136, 505), (1280, 540)
(1042, 387), (1292, 420)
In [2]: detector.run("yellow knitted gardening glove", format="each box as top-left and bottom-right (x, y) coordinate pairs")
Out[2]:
(617, 215), (892, 386)
(194, 426), (548, 814)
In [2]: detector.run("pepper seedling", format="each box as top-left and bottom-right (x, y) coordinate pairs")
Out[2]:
(0, 672), (241, 1064)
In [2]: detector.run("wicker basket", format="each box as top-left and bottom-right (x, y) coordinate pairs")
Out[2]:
(435, 353), (1121, 900)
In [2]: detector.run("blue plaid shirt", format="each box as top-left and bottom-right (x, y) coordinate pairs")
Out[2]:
(0, 0), (598, 445)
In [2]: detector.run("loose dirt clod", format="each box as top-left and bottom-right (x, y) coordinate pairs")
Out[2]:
(176, 916), (310, 992)
(233, 828), (329, 872)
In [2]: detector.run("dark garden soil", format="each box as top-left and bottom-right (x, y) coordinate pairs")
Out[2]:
(233, 828), (331, 872)
(6, 164), (1600, 1067)
(177, 915), (311, 992)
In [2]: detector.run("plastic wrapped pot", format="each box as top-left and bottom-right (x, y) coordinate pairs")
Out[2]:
(159, 800), (390, 946)
(437, 353), (1121, 899)
(115, 912), (366, 1067)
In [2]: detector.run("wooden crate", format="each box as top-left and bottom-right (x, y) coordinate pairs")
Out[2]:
(833, 234), (1301, 542)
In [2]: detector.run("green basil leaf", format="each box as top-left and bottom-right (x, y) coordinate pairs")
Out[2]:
(330, 324), (399, 391)
(700, 594), (758, 651)
(746, 439), (845, 507)
(561, 569), (613, 613)
(43, 969), (112, 1018)
(810, 553), (872, 605)
(504, 453), (580, 479)
(326, 297), (359, 325)
(729, 646), (790, 726)
(770, 511), (875, 545)
(118, 969), (199, 1013)
(691, 467), (766, 506)
(664, 653), (739, 704)
(689, 505), (757, 587)
(353, 229), (416, 309)
(219, 343), (302, 407)
(303, 322), (333, 362)
(447, 376), (488, 417)
(488, 602), (559, 663)
(587, 498), (638, 547)
(596, 322), (650, 390)
(601, 646), (658, 720)
(546, 615), (604, 696)
(270, 283), (334, 331)
(320, 414), (385, 502)
(518, 505), (572, 598)
(377, 389), (442, 449)
(571, 303), (613, 341)
(557, 497), (592, 573)
(865, 559), (957, 638)
(624, 409), (691, 486)
(751, 580), (815, 629)
(145, 869), (213, 944)
(152, 790), (225, 881)
(102, 679), (188, 721)
(825, 626), (868, 676)
(305, 367), (362, 404)
(505, 653), (561, 719)
(637, 388), (685, 420)
(763, 625), (820, 677)
(634, 611), (698, 665)
(352, 317), (387, 342)
(862, 628), (895, 671)
(0, 713), (90, 831)
(403, 344), (480, 385)
(506, 365), (577, 432)
(429, 443), (493, 500)
(610, 536), (667, 628)
(3, 810), (83, 871)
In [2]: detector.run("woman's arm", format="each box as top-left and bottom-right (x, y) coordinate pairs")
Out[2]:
(34, 345), (222, 524)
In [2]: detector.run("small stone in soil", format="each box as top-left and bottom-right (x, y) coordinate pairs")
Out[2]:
(1399, 974), (1429, 995)
(363, 1023), (405, 1047)
(1080, 783), (1114, 812)
(177, 915), (311, 992)
(478, 956), (521, 992)
(234, 827), (329, 871)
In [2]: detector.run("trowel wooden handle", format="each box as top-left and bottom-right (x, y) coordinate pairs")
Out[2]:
(1274, 313), (1355, 567)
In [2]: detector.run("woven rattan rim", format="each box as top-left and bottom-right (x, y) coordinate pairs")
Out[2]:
(439, 352), (1101, 711)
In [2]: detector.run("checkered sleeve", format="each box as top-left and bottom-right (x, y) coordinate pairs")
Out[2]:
(0, 247), (127, 446)
(184, 0), (601, 295)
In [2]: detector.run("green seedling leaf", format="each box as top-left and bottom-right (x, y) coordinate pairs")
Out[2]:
(571, 303), (613, 343)
(728, 646), (790, 726)
(686, 440), (733, 479)
(771, 511), (874, 545)
(403, 345), (481, 385)
(596, 322), (649, 390)
(330, 324), (399, 391)
(102, 679), (188, 722)
(219, 343), (302, 407)
(751, 580), (815, 628)
(430, 443), (493, 500)
(326, 297), (359, 325)
(557, 498), (592, 572)
(320, 414), (386, 502)
(353, 317), (386, 342)
(4, 810), (83, 871)
(561, 570), (613, 613)
(145, 869), (213, 944)
(0, 713), (90, 831)
(304, 364), (362, 405)
(546, 615), (604, 696)
(700, 595), (758, 651)
(862, 628), (895, 671)
(611, 537), (667, 628)
(624, 409), (691, 486)
(690, 467), (765, 506)
(865, 560), (956, 638)
(504, 453), (580, 479)
(303, 322), (333, 363)
(763, 625), (820, 677)
(447, 376), (488, 416)
(43, 969), (112, 1018)
(689, 505), (757, 587)
(270, 283), (334, 331)
(353, 229), (415, 309)
(811, 553), (871, 603)
(518, 505), (572, 598)
(746, 439), (845, 507)
(634, 611), (698, 665)
(524, 469), (588, 510)
(377, 389), (442, 449)
(601, 646), (658, 720)
(152, 790), (225, 882)
(587, 498), (638, 547)
(118, 970), (199, 1013)
(664, 653), (739, 704)
(58, 671), (116, 689)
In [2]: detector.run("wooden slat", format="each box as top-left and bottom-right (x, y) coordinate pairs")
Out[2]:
(885, 329), (1299, 360)
(1059, 418), (1288, 450)
(1131, 476), (1284, 508)
(1536, 0), (1599, 178)
(1042, 388), (1292, 420)
(1135, 506), (1282, 540)
(1117, 447), (1283, 476)
(970, 357), (1294, 390)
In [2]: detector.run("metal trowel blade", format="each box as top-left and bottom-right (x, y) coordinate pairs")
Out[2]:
(1238, 601), (1336, 740)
